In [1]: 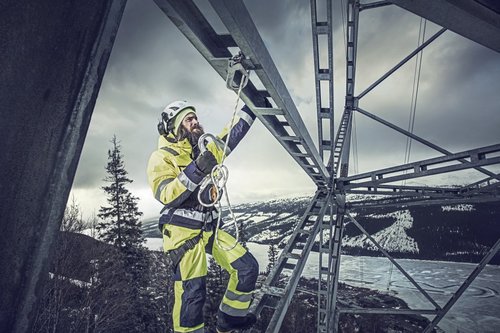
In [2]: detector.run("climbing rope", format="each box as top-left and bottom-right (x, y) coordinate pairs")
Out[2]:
(197, 52), (249, 251)
(386, 18), (427, 290)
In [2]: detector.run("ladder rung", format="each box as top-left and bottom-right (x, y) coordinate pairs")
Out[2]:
(297, 228), (312, 235)
(294, 244), (305, 250)
(318, 73), (330, 80)
(304, 164), (317, 169)
(285, 252), (301, 260)
(261, 286), (285, 297)
(253, 107), (284, 116)
(292, 152), (309, 157)
(282, 136), (301, 142)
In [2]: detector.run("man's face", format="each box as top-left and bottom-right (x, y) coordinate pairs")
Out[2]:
(181, 113), (203, 134)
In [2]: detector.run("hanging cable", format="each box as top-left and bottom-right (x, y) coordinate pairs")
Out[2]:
(197, 53), (249, 251)
(403, 18), (427, 175)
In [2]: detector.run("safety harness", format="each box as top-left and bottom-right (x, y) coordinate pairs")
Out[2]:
(165, 53), (249, 270)
(165, 229), (203, 270)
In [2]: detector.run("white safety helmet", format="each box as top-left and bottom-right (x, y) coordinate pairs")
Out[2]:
(158, 100), (196, 135)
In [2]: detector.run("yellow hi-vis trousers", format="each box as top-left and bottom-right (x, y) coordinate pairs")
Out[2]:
(163, 223), (259, 333)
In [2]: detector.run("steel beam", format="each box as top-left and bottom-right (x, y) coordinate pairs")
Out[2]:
(342, 143), (500, 189)
(357, 28), (446, 100)
(348, 194), (500, 209)
(339, 308), (437, 315)
(155, 0), (329, 186)
(355, 107), (500, 181)
(346, 183), (464, 196)
(359, 1), (392, 11)
(209, 0), (330, 183)
(463, 175), (500, 193)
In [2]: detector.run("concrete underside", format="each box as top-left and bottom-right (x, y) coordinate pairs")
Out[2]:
(0, 1), (125, 332)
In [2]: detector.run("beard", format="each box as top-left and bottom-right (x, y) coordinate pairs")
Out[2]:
(177, 124), (205, 147)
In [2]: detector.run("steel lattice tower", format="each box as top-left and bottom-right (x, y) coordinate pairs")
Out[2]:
(151, 0), (500, 332)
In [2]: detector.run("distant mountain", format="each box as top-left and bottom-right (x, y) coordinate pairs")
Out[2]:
(142, 196), (500, 264)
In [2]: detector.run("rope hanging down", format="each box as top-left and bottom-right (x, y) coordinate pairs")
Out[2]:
(197, 52), (249, 251)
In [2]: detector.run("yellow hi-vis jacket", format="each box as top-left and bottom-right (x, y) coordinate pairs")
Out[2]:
(147, 105), (255, 222)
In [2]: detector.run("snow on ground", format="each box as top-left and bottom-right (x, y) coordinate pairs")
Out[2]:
(344, 210), (419, 253)
(249, 229), (282, 243)
(247, 213), (274, 224)
(146, 238), (163, 252)
(442, 204), (475, 212)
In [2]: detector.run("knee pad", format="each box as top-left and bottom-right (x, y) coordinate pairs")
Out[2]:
(230, 252), (259, 293)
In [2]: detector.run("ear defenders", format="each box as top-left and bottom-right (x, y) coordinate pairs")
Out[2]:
(157, 112), (174, 136)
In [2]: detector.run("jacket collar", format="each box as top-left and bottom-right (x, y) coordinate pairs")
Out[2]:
(158, 134), (192, 152)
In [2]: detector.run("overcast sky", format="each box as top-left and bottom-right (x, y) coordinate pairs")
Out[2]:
(70, 0), (500, 219)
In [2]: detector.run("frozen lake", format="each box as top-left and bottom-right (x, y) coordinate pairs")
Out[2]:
(146, 239), (500, 333)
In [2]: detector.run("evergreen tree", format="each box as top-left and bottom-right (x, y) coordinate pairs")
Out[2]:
(96, 136), (154, 331)
(238, 219), (248, 250)
(97, 135), (145, 249)
(205, 256), (229, 330)
(266, 243), (279, 274)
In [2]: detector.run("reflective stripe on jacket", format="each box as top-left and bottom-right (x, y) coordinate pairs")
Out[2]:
(147, 105), (255, 212)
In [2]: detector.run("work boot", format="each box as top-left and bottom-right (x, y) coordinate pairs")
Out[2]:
(216, 312), (257, 332)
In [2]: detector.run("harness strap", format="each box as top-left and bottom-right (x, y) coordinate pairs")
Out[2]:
(166, 231), (203, 270)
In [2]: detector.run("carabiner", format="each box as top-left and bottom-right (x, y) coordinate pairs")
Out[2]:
(226, 53), (249, 91)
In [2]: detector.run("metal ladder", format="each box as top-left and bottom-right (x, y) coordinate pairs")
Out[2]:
(331, 111), (351, 176)
(311, 0), (334, 168)
(317, 192), (348, 333)
(247, 190), (330, 333)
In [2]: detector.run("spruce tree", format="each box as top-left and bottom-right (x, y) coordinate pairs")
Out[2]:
(97, 135), (144, 249)
(96, 136), (154, 331)
(266, 243), (279, 274)
(238, 219), (249, 250)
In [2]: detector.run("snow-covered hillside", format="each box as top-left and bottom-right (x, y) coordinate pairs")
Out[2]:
(343, 210), (419, 253)
(142, 197), (500, 264)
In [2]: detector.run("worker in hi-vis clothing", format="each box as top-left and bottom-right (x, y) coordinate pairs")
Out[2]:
(147, 100), (259, 333)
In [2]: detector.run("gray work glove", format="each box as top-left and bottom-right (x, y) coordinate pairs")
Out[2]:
(195, 150), (217, 175)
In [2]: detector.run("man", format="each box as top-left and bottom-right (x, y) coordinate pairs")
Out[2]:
(147, 100), (259, 333)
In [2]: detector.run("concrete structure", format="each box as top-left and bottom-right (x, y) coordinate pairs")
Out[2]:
(0, 1), (126, 331)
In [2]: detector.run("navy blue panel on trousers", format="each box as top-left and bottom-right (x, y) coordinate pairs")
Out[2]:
(180, 277), (206, 328)
(230, 251), (259, 292)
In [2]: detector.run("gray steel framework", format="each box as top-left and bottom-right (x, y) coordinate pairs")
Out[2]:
(154, 0), (330, 187)
(151, 0), (500, 332)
